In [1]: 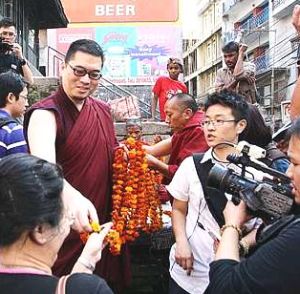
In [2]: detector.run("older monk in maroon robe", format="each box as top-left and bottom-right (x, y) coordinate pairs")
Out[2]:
(24, 39), (130, 290)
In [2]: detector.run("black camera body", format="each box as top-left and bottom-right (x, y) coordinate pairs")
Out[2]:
(207, 159), (294, 222)
(0, 37), (13, 53)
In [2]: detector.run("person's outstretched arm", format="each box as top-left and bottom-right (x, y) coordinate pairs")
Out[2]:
(27, 109), (99, 233)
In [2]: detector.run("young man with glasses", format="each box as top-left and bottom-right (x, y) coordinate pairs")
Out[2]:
(0, 18), (33, 85)
(24, 39), (130, 291)
(167, 91), (263, 294)
(0, 70), (28, 158)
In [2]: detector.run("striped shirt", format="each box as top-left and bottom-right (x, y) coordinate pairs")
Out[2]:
(0, 109), (28, 158)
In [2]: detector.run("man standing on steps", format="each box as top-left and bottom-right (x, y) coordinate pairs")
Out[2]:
(151, 57), (188, 121)
(215, 41), (257, 104)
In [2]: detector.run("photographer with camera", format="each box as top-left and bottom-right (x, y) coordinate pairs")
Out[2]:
(0, 18), (33, 85)
(167, 91), (264, 294)
(204, 118), (300, 294)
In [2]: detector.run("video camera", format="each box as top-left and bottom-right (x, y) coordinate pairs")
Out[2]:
(0, 37), (13, 53)
(207, 142), (294, 222)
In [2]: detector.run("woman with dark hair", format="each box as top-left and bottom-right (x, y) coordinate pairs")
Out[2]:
(0, 153), (112, 293)
(239, 104), (289, 173)
(204, 117), (300, 294)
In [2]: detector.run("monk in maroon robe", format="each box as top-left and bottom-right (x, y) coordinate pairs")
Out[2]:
(24, 39), (130, 291)
(145, 93), (208, 184)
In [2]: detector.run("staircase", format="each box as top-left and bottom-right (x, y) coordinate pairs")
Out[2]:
(43, 46), (160, 120)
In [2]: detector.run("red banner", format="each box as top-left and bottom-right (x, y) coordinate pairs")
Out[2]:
(61, 0), (179, 23)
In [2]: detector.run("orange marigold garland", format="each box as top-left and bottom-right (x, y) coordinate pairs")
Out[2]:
(110, 137), (162, 254)
(79, 137), (163, 255)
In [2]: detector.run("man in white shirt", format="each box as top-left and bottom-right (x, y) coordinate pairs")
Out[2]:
(168, 90), (262, 294)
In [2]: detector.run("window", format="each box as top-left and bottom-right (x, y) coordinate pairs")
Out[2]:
(207, 43), (211, 60)
(4, 0), (13, 18)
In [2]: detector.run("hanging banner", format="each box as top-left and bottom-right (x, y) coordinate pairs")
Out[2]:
(61, 0), (179, 23)
(48, 25), (182, 85)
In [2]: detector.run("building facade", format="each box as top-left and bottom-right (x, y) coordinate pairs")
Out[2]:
(184, 0), (298, 125)
(183, 0), (223, 102)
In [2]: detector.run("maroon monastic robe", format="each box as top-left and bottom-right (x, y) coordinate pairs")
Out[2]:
(163, 110), (209, 185)
(24, 87), (130, 289)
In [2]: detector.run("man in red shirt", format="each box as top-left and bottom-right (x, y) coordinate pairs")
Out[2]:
(151, 58), (187, 121)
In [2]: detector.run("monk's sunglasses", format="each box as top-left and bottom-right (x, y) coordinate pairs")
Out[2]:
(67, 63), (102, 80)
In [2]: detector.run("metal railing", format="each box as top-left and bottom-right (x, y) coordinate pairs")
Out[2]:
(254, 54), (270, 73)
(223, 0), (239, 14)
(27, 45), (38, 68)
(239, 7), (269, 33)
(45, 45), (158, 119)
(98, 77), (159, 119)
(47, 46), (65, 77)
(272, 0), (285, 10)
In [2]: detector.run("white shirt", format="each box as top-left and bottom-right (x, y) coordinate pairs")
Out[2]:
(167, 149), (264, 294)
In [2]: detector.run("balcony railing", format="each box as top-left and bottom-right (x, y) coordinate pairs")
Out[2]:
(272, 0), (285, 10)
(223, 0), (239, 14)
(239, 7), (269, 33)
(254, 54), (270, 73)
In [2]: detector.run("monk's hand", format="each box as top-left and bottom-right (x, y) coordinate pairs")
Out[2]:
(63, 182), (99, 232)
(146, 153), (159, 168)
(175, 239), (194, 276)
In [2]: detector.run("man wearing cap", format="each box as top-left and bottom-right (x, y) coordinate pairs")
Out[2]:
(151, 57), (187, 121)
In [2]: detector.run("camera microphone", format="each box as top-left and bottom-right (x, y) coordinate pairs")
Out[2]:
(235, 141), (266, 159)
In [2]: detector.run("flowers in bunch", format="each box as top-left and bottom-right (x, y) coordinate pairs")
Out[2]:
(110, 137), (162, 255)
(79, 221), (122, 255)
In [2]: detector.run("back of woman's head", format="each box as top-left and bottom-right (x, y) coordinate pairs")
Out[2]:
(0, 154), (64, 247)
(239, 104), (272, 147)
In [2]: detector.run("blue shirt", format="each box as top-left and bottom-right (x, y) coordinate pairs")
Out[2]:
(0, 109), (28, 158)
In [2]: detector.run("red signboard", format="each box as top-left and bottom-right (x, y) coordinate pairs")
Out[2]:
(61, 0), (179, 23)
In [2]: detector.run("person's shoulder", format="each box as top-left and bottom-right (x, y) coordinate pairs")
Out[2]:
(67, 273), (113, 294)
(90, 97), (112, 113)
(0, 117), (20, 133)
(30, 93), (57, 109)
(155, 76), (168, 83)
(180, 155), (195, 168)
(217, 67), (227, 73)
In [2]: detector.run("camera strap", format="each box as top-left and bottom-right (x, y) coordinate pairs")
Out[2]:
(193, 153), (227, 228)
(259, 143), (288, 167)
(0, 117), (17, 128)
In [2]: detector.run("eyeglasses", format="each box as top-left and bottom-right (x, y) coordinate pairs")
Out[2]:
(19, 94), (28, 101)
(68, 63), (102, 80)
(201, 119), (236, 128)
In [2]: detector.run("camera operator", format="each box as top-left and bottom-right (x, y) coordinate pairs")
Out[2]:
(204, 118), (300, 294)
(0, 18), (33, 85)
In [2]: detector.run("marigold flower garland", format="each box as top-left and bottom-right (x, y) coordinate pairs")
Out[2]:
(79, 137), (163, 255)
(110, 137), (163, 253)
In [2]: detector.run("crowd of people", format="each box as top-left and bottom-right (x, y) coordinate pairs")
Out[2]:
(1, 4), (300, 294)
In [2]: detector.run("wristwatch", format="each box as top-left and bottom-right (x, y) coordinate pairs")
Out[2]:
(20, 58), (27, 66)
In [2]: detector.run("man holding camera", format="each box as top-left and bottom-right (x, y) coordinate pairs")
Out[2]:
(215, 41), (257, 104)
(168, 91), (263, 294)
(0, 18), (33, 85)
